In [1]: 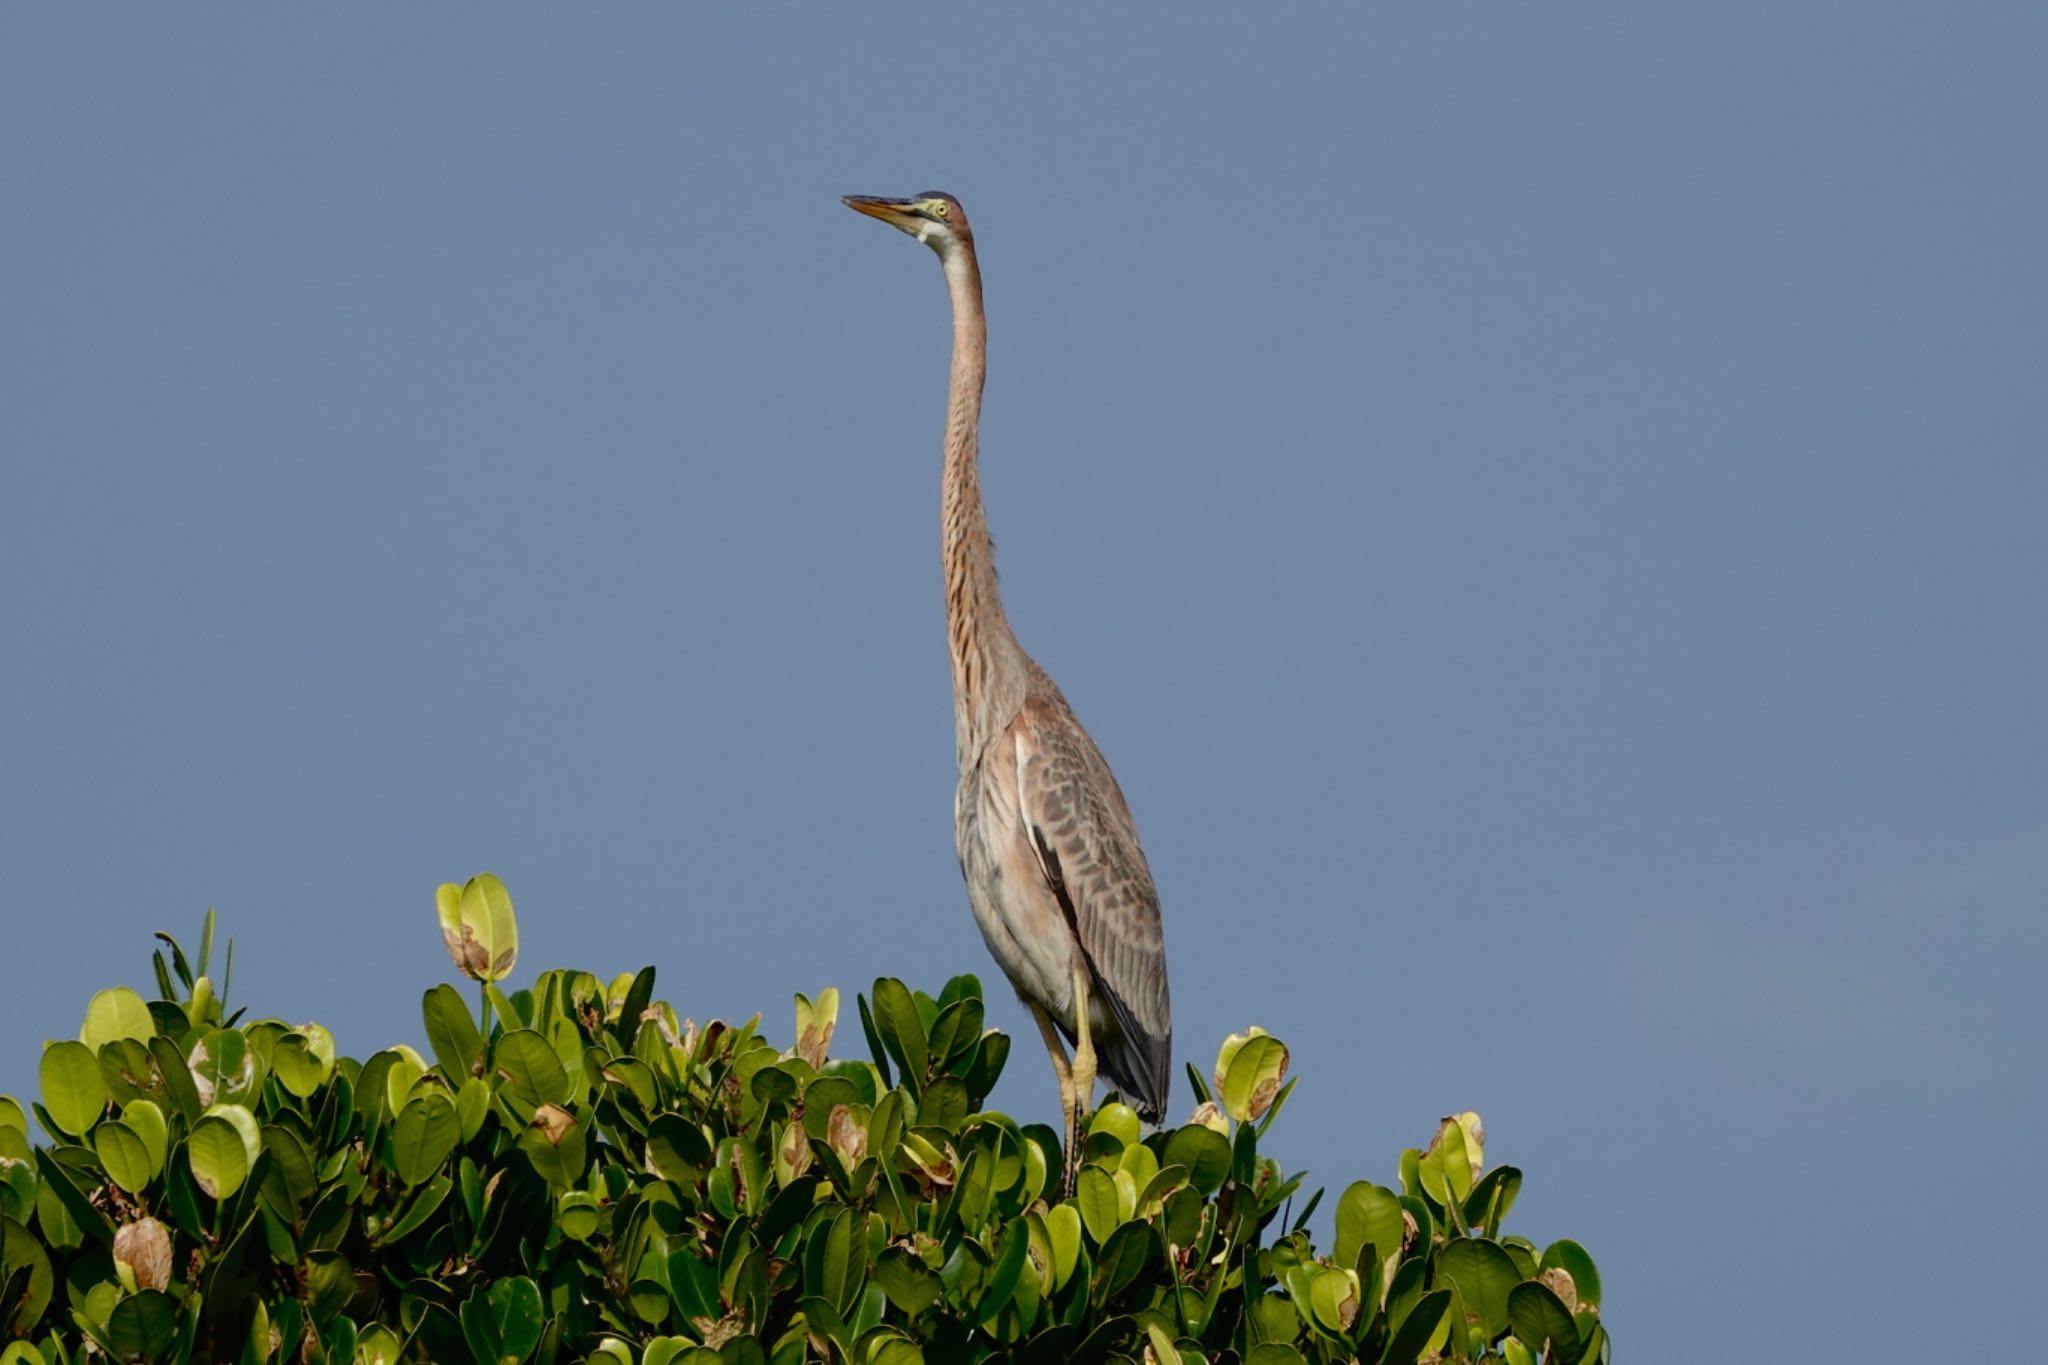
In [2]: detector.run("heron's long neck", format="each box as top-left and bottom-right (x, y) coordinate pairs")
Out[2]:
(940, 246), (1030, 766)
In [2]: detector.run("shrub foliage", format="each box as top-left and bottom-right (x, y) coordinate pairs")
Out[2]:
(0, 882), (1609, 1363)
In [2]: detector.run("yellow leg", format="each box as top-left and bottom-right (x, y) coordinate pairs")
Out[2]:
(1068, 967), (1098, 1130)
(1058, 969), (1100, 1196)
(1029, 1003), (1080, 1192)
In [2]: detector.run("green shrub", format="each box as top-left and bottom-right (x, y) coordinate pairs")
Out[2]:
(0, 880), (1609, 1363)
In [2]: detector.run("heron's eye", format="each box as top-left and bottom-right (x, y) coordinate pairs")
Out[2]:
(928, 201), (950, 219)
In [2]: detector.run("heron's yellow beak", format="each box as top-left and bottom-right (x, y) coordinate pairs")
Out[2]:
(842, 195), (926, 232)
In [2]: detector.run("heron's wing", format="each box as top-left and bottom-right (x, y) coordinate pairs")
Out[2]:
(1009, 694), (1172, 1114)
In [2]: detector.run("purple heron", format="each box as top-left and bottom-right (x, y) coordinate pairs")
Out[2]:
(843, 192), (1172, 1184)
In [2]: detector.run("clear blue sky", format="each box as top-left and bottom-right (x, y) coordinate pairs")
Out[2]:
(5, 7), (2043, 1360)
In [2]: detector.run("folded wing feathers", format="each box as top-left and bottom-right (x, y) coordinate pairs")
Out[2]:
(1014, 697), (1172, 1119)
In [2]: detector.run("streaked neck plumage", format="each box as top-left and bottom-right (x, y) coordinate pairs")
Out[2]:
(939, 243), (1032, 768)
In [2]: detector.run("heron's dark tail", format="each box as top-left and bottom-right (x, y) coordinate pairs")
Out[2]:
(1100, 1023), (1172, 1125)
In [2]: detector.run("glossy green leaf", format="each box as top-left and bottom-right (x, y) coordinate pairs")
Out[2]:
(1438, 1238), (1519, 1340)
(437, 872), (520, 982)
(804, 1207), (866, 1315)
(187, 1106), (261, 1199)
(107, 1288), (177, 1362)
(1161, 1123), (1233, 1196)
(646, 1113), (712, 1182)
(382, 1170), (453, 1244)
(389, 1092), (461, 1186)
(557, 1189), (602, 1241)
(356, 1324), (404, 1365)
(94, 1037), (156, 1108)
(1384, 1286), (1452, 1363)
(1218, 1034), (1288, 1124)
(870, 1340), (925, 1365)
(1144, 1320), (1184, 1365)
(93, 1120), (152, 1194)
(189, 1029), (262, 1108)
(259, 1123), (318, 1219)
(1333, 1181), (1405, 1279)
(146, 1037), (201, 1125)
(978, 1218), (1030, 1323)
(80, 988), (155, 1051)
(924, 994), (982, 1069)
(1087, 1102), (1141, 1151)
(1306, 1266), (1360, 1337)
(456, 1074), (491, 1143)
(1043, 1201), (1083, 1290)
(34, 1146), (113, 1245)
(1540, 1238), (1602, 1310)
(1423, 1118), (1473, 1205)
(937, 978), (983, 1019)
(1075, 1164), (1121, 1245)
(1, 1215), (53, 1338)
(38, 1041), (106, 1138)
(423, 984), (485, 1083)
(667, 1247), (720, 1323)
(1508, 1280), (1583, 1365)
(794, 988), (840, 1068)
(494, 1029), (568, 1111)
(1092, 1220), (1156, 1303)
(518, 1105), (587, 1190)
(122, 1098), (169, 1178)
(271, 1025), (336, 1098)
(0, 1148), (33, 1224)
(487, 1275), (545, 1363)
(961, 1030), (1009, 1103)
(875, 1246), (941, 1315)
(870, 979), (928, 1088)
(856, 991), (893, 1089)
(1464, 1164), (1522, 1237)
(1243, 1346), (1309, 1365)
(601, 1055), (659, 1112)
(305, 1249), (354, 1325)
(376, 1047), (427, 1119)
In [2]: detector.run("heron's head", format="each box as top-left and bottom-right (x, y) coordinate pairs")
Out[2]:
(842, 192), (973, 259)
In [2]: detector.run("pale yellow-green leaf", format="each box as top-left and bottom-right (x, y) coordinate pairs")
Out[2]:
(121, 1098), (169, 1179)
(1308, 1265), (1361, 1335)
(38, 1040), (107, 1137)
(1087, 1101), (1141, 1151)
(1433, 1117), (1472, 1203)
(355, 1323), (405, 1365)
(1042, 1203), (1082, 1289)
(93, 1121), (153, 1194)
(1219, 1033), (1290, 1123)
(382, 1047), (428, 1118)
(188, 1105), (261, 1198)
(794, 988), (840, 1069)
(460, 873), (519, 982)
(272, 1023), (337, 1098)
(80, 987), (155, 1050)
(1211, 1026), (1268, 1093)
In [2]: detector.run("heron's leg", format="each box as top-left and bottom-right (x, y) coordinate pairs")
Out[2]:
(1027, 1002), (1079, 1190)
(1067, 967), (1098, 1114)
(1065, 967), (1099, 1191)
